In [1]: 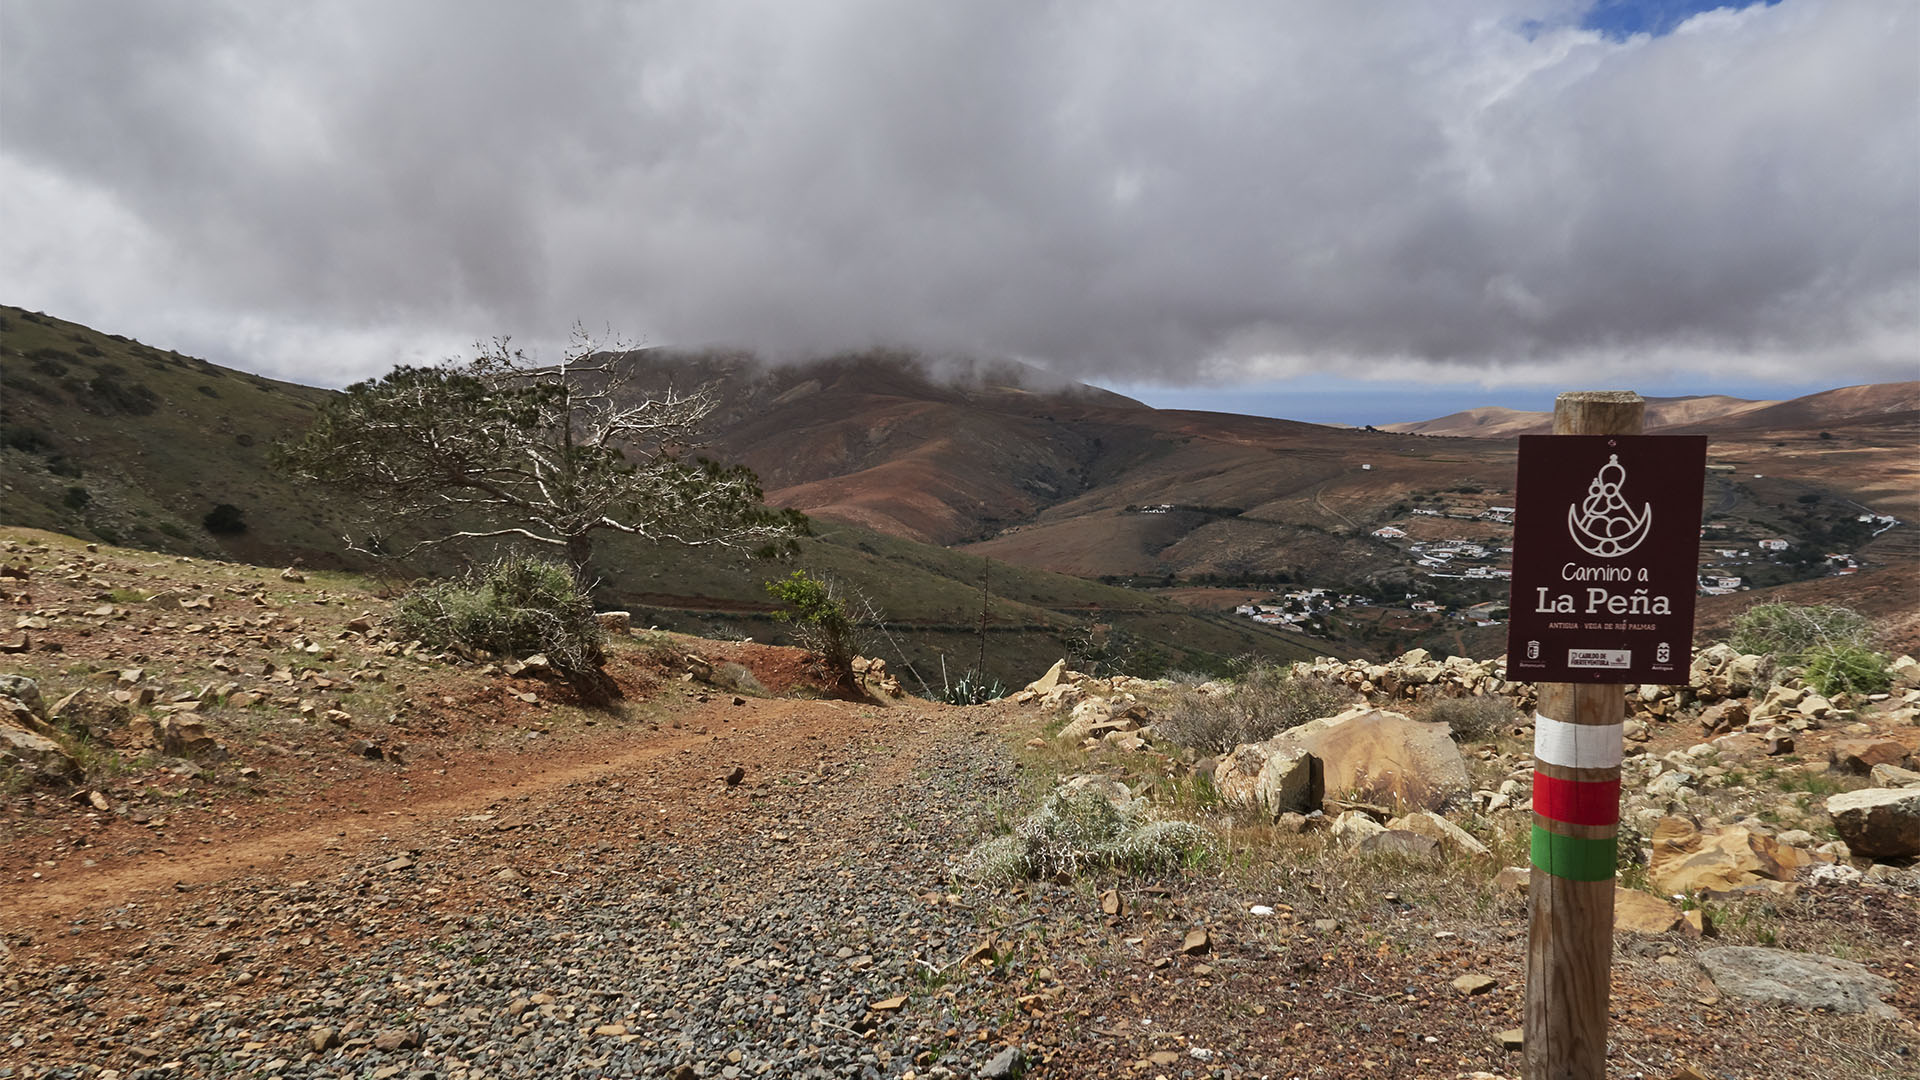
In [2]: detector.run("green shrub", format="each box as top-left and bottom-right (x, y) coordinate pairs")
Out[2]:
(1, 424), (52, 453)
(1729, 603), (1871, 660)
(85, 371), (159, 415)
(62, 486), (90, 509)
(765, 570), (870, 680)
(1419, 696), (1516, 743)
(27, 346), (77, 371)
(395, 555), (604, 684)
(1803, 643), (1891, 697)
(202, 503), (247, 535)
(957, 788), (1211, 881)
(1155, 666), (1357, 754)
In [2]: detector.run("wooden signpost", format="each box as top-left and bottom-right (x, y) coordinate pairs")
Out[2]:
(1508, 391), (1707, 1080)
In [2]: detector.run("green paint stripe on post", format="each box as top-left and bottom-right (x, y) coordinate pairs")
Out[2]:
(1530, 825), (1617, 882)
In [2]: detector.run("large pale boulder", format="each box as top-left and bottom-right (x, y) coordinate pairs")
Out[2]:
(0, 719), (80, 785)
(1825, 788), (1920, 858)
(1213, 743), (1320, 820)
(1358, 829), (1443, 864)
(1870, 762), (1920, 789)
(1723, 653), (1766, 695)
(1750, 684), (1806, 722)
(1613, 889), (1684, 935)
(1262, 707), (1471, 812)
(1025, 659), (1067, 695)
(1699, 947), (1898, 1018)
(1829, 738), (1912, 775)
(1649, 817), (1810, 896)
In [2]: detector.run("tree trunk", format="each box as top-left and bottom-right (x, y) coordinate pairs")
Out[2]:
(564, 532), (596, 586)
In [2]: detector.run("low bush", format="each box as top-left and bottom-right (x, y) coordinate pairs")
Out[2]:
(395, 555), (604, 685)
(2, 424), (52, 453)
(1728, 602), (1888, 695)
(203, 503), (247, 535)
(1419, 696), (1516, 743)
(1155, 666), (1357, 754)
(957, 789), (1211, 881)
(1803, 643), (1892, 697)
(765, 570), (872, 682)
(86, 371), (159, 416)
(1729, 603), (1871, 660)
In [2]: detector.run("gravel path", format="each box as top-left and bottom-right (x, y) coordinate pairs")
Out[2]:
(3, 699), (1032, 1080)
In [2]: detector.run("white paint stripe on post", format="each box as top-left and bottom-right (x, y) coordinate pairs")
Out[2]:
(1533, 714), (1625, 770)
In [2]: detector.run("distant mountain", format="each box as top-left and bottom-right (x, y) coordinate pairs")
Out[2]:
(1382, 383), (1918, 437)
(605, 349), (1526, 584)
(603, 349), (1160, 545)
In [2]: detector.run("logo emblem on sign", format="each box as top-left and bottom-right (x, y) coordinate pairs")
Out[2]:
(1567, 453), (1651, 558)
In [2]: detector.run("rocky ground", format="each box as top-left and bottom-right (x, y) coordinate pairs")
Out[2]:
(3, 527), (1919, 1079)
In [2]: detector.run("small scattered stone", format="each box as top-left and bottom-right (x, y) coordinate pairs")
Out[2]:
(371, 1028), (420, 1051)
(1452, 973), (1497, 996)
(980, 1045), (1026, 1079)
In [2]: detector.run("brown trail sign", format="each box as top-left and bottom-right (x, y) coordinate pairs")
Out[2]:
(1507, 391), (1705, 1080)
(1508, 433), (1707, 684)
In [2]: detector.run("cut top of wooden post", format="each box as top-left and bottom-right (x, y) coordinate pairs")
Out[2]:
(1552, 390), (1645, 436)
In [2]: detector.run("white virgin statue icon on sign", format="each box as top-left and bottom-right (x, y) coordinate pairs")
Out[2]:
(1566, 454), (1651, 558)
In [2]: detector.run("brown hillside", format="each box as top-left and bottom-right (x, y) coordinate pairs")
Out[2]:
(1383, 393), (1780, 437)
(1385, 382), (1917, 438)
(641, 352), (1914, 606)
(1674, 381), (1920, 433)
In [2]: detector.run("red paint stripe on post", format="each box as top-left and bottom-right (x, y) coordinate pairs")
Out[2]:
(1532, 772), (1621, 827)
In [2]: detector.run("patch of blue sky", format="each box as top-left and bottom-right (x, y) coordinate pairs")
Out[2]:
(1578, 0), (1782, 39)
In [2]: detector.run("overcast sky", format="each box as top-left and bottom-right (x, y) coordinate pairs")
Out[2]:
(2, 0), (1915, 417)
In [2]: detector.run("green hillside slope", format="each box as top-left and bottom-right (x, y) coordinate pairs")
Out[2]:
(0, 305), (345, 565)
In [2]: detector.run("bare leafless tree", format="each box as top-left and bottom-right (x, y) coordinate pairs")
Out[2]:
(275, 326), (808, 581)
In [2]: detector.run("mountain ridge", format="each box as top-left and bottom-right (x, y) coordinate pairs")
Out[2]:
(1382, 383), (1918, 437)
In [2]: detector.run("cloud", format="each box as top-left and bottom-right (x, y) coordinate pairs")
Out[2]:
(1, 1), (1914, 389)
